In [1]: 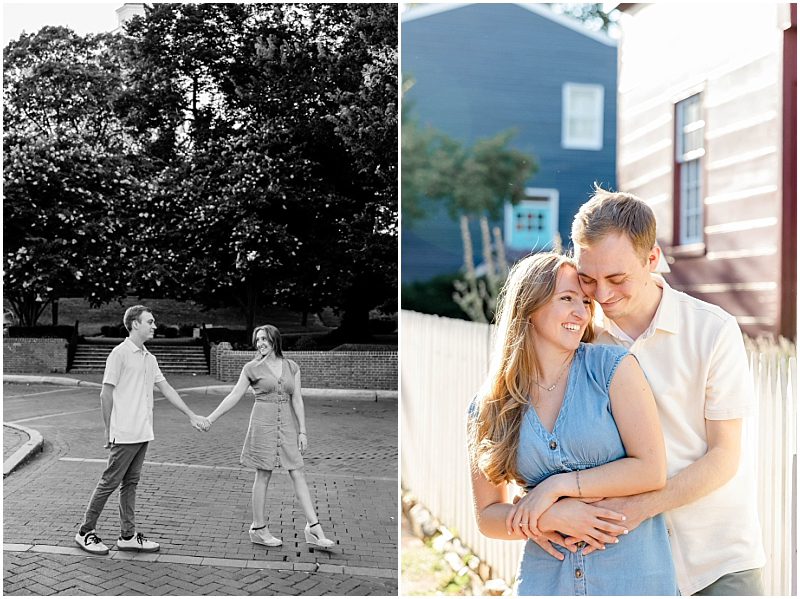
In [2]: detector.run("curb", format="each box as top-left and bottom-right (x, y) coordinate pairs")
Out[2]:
(3, 422), (44, 477)
(3, 375), (397, 401)
(2, 543), (398, 579)
(3, 375), (102, 388)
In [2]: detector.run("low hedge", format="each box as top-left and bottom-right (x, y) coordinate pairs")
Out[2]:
(6, 325), (75, 341)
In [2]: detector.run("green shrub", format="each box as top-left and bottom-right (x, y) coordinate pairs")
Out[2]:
(401, 272), (471, 320)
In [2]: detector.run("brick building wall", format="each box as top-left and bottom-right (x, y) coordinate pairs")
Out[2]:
(210, 344), (397, 390)
(3, 338), (68, 373)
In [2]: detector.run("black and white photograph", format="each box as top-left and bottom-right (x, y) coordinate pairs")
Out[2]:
(3, 3), (398, 595)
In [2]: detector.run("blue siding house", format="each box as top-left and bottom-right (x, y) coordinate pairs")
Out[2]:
(401, 3), (617, 283)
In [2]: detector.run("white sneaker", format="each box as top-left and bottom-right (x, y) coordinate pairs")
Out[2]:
(75, 530), (109, 555)
(116, 532), (160, 553)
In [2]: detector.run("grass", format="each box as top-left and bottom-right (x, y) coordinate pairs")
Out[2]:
(401, 539), (471, 596)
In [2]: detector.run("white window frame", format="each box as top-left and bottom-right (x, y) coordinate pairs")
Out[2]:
(504, 188), (560, 251)
(562, 83), (604, 151)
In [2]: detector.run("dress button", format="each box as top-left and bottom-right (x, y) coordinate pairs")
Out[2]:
(575, 569), (583, 579)
(576, 541), (585, 549)
(549, 441), (557, 450)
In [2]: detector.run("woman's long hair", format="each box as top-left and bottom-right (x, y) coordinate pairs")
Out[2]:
(467, 252), (594, 486)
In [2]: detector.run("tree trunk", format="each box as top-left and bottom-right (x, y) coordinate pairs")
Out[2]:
(330, 286), (374, 343)
(237, 281), (259, 341)
(7, 291), (51, 327)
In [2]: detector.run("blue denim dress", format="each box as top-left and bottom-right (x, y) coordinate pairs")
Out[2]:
(514, 343), (678, 596)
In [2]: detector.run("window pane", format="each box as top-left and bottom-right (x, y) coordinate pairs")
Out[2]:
(679, 158), (702, 244)
(571, 89), (596, 116)
(563, 84), (603, 149)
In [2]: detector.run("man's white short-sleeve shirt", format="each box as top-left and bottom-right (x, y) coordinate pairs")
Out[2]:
(594, 275), (765, 595)
(103, 338), (166, 444)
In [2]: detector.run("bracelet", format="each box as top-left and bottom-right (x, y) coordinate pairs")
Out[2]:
(299, 432), (307, 436)
(576, 470), (582, 499)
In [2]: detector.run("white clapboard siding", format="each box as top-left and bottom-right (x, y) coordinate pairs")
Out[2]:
(401, 310), (797, 594)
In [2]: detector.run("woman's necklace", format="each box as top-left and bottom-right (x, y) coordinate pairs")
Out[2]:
(534, 354), (574, 392)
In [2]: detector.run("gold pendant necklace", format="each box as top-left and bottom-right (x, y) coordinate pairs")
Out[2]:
(534, 355), (573, 392)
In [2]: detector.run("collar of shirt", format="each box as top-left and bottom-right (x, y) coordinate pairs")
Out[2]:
(598, 274), (680, 345)
(123, 337), (150, 355)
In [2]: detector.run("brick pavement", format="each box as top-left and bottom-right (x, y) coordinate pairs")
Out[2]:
(3, 552), (397, 595)
(3, 382), (398, 595)
(3, 426), (27, 461)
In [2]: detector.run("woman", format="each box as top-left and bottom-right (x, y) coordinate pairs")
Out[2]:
(467, 252), (676, 595)
(204, 324), (334, 549)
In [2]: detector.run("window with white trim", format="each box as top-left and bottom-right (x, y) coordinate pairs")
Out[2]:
(504, 189), (559, 251)
(675, 94), (705, 245)
(562, 83), (604, 150)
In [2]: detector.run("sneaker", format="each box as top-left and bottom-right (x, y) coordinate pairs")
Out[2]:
(75, 530), (109, 555)
(116, 532), (160, 553)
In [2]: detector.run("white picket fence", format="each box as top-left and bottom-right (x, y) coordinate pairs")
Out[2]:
(401, 310), (797, 595)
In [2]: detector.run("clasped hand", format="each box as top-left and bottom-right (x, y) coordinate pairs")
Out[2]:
(509, 494), (630, 560)
(505, 476), (562, 539)
(190, 414), (212, 432)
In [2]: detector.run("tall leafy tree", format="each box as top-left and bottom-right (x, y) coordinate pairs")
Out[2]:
(3, 27), (141, 325)
(401, 76), (536, 223)
(123, 3), (397, 338)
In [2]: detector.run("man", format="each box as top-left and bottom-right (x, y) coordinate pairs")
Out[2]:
(75, 305), (208, 555)
(529, 188), (765, 595)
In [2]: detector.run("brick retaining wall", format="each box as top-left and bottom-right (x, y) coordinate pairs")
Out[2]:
(211, 343), (397, 390)
(3, 338), (68, 373)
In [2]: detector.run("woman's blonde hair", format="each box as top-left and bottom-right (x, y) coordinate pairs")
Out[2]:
(467, 251), (594, 486)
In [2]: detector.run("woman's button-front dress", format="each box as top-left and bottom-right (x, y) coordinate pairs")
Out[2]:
(240, 358), (304, 471)
(514, 343), (678, 596)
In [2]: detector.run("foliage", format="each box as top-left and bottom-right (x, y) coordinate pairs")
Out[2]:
(452, 215), (508, 323)
(3, 27), (142, 326)
(743, 335), (797, 358)
(122, 4), (397, 337)
(402, 74), (530, 322)
(401, 77), (536, 224)
(546, 3), (620, 35)
(401, 272), (471, 321)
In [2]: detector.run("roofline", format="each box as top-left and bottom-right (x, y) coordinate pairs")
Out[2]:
(401, 3), (617, 47)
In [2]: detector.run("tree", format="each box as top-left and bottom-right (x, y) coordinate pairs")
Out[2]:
(123, 4), (397, 338)
(3, 27), (141, 326)
(401, 76), (536, 322)
(546, 3), (620, 36)
(401, 77), (536, 224)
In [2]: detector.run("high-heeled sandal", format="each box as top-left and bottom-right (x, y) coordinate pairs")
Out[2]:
(249, 524), (282, 547)
(304, 522), (335, 549)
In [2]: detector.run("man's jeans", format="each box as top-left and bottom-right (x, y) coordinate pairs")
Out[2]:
(79, 442), (148, 538)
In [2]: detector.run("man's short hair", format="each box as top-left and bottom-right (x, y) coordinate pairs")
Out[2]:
(123, 305), (152, 332)
(571, 184), (657, 263)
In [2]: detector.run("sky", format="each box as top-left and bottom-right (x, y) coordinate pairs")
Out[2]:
(3, 3), (121, 48)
